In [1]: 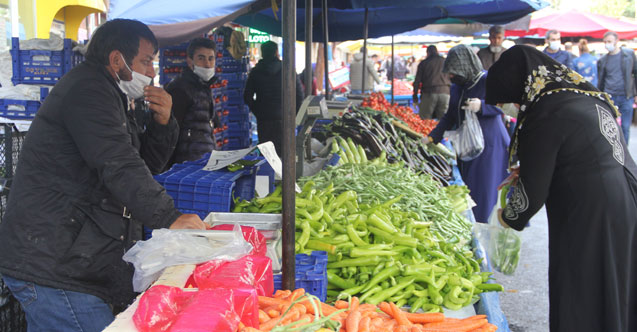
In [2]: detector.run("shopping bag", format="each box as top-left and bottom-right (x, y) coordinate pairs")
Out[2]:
(444, 108), (485, 161)
(193, 254), (273, 297)
(474, 188), (522, 275)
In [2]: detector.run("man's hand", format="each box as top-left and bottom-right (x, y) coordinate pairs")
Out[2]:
(461, 98), (481, 113)
(144, 86), (172, 125)
(413, 95), (419, 104)
(169, 214), (206, 230)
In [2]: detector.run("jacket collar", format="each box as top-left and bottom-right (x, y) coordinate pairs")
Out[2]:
(85, 58), (130, 108)
(182, 66), (217, 87)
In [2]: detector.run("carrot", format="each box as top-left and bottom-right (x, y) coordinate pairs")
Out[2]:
(285, 288), (306, 302)
(274, 290), (291, 298)
(264, 305), (280, 318)
(280, 309), (301, 325)
(318, 302), (339, 316)
(382, 319), (397, 330)
(423, 319), (489, 332)
(404, 312), (445, 324)
(289, 314), (314, 328)
(238, 322), (246, 330)
(258, 296), (288, 308)
(359, 316), (371, 332)
(292, 303), (307, 315)
(242, 327), (264, 332)
(463, 315), (487, 321)
(259, 317), (282, 331)
(258, 310), (270, 323)
(394, 326), (411, 332)
(335, 300), (349, 309)
(370, 317), (385, 329)
(470, 323), (497, 332)
(378, 302), (392, 316)
(389, 302), (412, 326)
(410, 325), (424, 332)
(346, 309), (362, 332)
(350, 296), (360, 312)
(358, 303), (376, 312)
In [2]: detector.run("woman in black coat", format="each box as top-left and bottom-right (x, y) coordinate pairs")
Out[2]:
(486, 45), (637, 332)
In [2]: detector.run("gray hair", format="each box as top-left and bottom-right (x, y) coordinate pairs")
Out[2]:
(545, 29), (560, 39)
(489, 25), (505, 36)
(604, 31), (619, 41)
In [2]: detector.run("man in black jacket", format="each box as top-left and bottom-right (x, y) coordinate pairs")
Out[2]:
(165, 37), (218, 169)
(0, 19), (205, 332)
(412, 45), (451, 120)
(244, 41), (304, 156)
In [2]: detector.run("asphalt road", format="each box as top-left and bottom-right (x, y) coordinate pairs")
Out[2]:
(493, 125), (637, 332)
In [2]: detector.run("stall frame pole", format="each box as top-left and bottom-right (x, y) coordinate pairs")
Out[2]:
(281, 0), (296, 291)
(361, 7), (369, 94)
(391, 34), (395, 104)
(304, 0), (313, 97)
(322, 0), (330, 99)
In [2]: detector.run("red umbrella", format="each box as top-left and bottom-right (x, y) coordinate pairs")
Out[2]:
(506, 10), (637, 39)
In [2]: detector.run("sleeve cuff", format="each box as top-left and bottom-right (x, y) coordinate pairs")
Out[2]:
(148, 116), (178, 136)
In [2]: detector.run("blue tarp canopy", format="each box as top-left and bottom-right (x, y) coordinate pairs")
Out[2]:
(235, 0), (547, 42)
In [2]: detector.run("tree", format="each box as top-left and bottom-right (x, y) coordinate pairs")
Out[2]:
(588, 0), (631, 18)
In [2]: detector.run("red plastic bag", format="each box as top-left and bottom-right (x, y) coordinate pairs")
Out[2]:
(228, 287), (259, 328)
(210, 224), (267, 256)
(168, 289), (240, 332)
(193, 254), (273, 297)
(133, 285), (192, 332)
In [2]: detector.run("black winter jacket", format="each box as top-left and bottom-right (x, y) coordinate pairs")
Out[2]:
(0, 60), (181, 307)
(597, 47), (637, 98)
(165, 67), (217, 167)
(243, 58), (304, 154)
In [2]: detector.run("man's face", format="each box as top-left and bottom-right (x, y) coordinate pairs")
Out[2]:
(489, 33), (504, 47)
(119, 38), (156, 81)
(603, 35), (618, 48)
(546, 32), (561, 46)
(189, 47), (216, 69)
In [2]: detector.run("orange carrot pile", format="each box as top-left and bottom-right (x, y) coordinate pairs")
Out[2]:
(243, 289), (498, 332)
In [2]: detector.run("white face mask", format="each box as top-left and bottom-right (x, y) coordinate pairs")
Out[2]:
(489, 45), (503, 53)
(116, 55), (152, 99)
(193, 65), (215, 82)
(548, 41), (561, 51)
(605, 43), (616, 53)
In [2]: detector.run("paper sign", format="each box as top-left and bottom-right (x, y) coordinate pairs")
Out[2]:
(203, 146), (255, 171)
(257, 142), (301, 193)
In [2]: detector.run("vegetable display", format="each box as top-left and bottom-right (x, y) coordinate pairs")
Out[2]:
(359, 92), (438, 136)
(250, 290), (498, 332)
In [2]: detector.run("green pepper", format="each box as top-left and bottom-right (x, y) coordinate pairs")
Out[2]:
(359, 285), (382, 303)
(349, 248), (400, 258)
(306, 239), (336, 254)
(326, 256), (382, 269)
(476, 283), (504, 292)
(366, 277), (415, 305)
(346, 224), (369, 246)
(340, 284), (365, 297)
(361, 265), (400, 293)
(367, 213), (398, 234)
(327, 270), (357, 289)
(297, 221), (311, 250)
(427, 283), (443, 305)
(368, 226), (418, 248)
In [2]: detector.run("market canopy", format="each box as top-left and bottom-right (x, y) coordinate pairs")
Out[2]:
(235, 0), (547, 42)
(506, 9), (637, 39)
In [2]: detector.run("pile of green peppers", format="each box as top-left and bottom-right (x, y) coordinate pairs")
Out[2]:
(234, 181), (503, 312)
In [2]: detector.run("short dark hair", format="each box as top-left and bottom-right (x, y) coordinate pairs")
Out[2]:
(86, 19), (158, 66)
(545, 29), (560, 39)
(604, 31), (619, 41)
(187, 37), (216, 59)
(427, 45), (438, 56)
(261, 41), (278, 60)
(489, 25), (504, 36)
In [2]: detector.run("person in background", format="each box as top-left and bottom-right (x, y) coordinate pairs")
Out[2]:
(383, 55), (408, 80)
(0, 19), (205, 332)
(572, 39), (598, 87)
(244, 41), (304, 156)
(412, 45), (451, 120)
(299, 67), (318, 96)
(427, 44), (510, 223)
(486, 45), (637, 332)
(349, 47), (381, 94)
(564, 42), (576, 58)
(406, 56), (418, 77)
(543, 29), (574, 69)
(477, 25), (506, 70)
(597, 31), (637, 144)
(371, 54), (381, 72)
(164, 37), (218, 169)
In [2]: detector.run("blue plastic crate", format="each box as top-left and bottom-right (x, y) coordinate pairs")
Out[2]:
(217, 72), (248, 89)
(218, 112), (250, 126)
(273, 251), (328, 301)
(0, 99), (41, 119)
(226, 88), (244, 105)
(211, 86), (226, 100)
(216, 56), (248, 66)
(11, 37), (77, 85)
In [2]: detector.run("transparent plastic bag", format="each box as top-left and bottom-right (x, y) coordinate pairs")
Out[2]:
(123, 224), (253, 292)
(444, 108), (485, 161)
(210, 224), (267, 257)
(473, 189), (522, 275)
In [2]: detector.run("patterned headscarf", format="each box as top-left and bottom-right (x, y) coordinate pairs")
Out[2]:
(443, 44), (484, 83)
(485, 45), (619, 167)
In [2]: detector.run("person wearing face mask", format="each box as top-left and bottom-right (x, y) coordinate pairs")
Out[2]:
(597, 31), (637, 144)
(164, 37), (218, 169)
(0, 19), (206, 332)
(543, 29), (574, 69)
(426, 44), (510, 223)
(477, 25), (506, 70)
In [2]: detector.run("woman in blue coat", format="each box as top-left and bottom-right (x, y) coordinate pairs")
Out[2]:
(428, 45), (510, 222)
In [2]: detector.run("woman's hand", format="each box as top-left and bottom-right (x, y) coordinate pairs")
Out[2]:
(498, 166), (520, 190)
(497, 208), (510, 228)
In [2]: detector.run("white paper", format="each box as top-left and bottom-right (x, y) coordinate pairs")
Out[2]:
(257, 142), (301, 192)
(255, 175), (270, 198)
(203, 146), (255, 171)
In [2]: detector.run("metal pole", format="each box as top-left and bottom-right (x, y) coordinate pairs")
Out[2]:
(361, 7), (369, 94)
(304, 0), (313, 97)
(391, 35), (395, 104)
(281, 0), (296, 291)
(322, 0), (330, 99)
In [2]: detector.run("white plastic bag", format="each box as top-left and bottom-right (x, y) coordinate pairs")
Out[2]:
(444, 108), (484, 161)
(122, 224), (253, 292)
(473, 188), (522, 275)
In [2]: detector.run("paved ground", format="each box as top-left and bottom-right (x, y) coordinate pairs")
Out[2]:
(493, 125), (637, 332)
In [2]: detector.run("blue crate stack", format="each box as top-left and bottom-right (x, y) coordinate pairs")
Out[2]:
(273, 251), (329, 301)
(212, 33), (252, 151)
(5, 37), (81, 119)
(158, 42), (189, 86)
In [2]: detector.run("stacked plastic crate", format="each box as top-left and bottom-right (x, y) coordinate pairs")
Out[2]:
(212, 34), (252, 151)
(158, 42), (189, 86)
(5, 37), (79, 119)
(273, 251), (329, 301)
